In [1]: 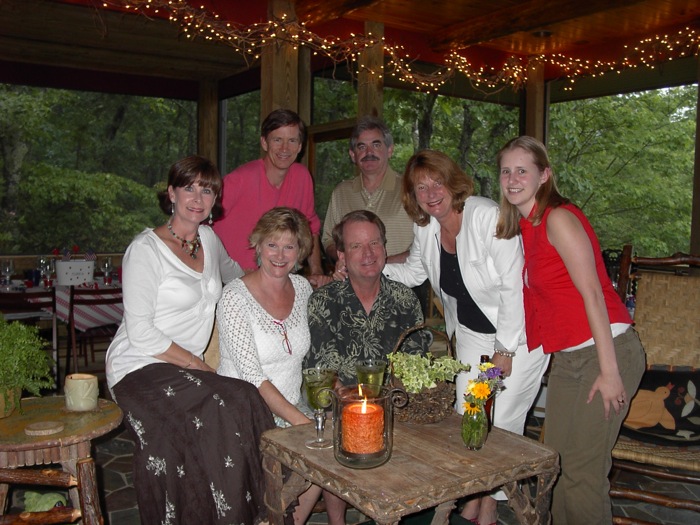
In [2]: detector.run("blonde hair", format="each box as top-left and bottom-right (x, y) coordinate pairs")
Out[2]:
(402, 150), (474, 227)
(249, 207), (313, 262)
(495, 136), (568, 239)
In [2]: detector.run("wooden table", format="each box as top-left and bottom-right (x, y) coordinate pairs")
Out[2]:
(261, 414), (559, 525)
(0, 396), (123, 524)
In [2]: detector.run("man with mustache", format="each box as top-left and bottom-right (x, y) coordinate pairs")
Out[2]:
(322, 116), (414, 270)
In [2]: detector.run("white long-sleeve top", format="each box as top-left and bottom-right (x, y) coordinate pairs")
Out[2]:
(106, 226), (243, 388)
(216, 274), (312, 407)
(383, 196), (526, 353)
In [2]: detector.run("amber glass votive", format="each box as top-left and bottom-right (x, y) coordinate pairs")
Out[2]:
(333, 384), (399, 469)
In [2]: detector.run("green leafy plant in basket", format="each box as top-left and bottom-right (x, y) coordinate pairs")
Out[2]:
(388, 352), (469, 393)
(0, 317), (56, 417)
(388, 324), (469, 424)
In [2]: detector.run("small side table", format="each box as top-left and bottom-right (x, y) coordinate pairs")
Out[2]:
(0, 396), (123, 524)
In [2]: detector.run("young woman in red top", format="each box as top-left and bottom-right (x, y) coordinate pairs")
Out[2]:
(496, 136), (645, 524)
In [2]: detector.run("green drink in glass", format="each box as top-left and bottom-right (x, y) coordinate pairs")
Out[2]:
(355, 359), (386, 396)
(302, 367), (336, 449)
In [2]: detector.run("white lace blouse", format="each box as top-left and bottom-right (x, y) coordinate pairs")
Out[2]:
(216, 274), (313, 410)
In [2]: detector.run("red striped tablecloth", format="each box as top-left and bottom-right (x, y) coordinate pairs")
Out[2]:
(52, 285), (123, 332)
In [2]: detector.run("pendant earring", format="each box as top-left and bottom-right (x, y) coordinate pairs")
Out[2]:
(208, 212), (213, 225)
(171, 203), (175, 215)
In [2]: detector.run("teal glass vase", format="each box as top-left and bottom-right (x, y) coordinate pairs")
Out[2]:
(461, 404), (489, 450)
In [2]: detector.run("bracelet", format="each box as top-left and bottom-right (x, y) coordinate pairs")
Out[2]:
(494, 348), (516, 358)
(184, 353), (194, 368)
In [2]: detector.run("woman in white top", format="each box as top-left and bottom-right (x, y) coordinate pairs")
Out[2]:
(382, 150), (549, 525)
(218, 207), (337, 525)
(106, 156), (275, 525)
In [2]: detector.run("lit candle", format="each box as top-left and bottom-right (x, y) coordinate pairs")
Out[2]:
(341, 398), (384, 454)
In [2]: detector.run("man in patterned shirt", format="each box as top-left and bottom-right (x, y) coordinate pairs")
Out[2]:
(305, 210), (428, 383)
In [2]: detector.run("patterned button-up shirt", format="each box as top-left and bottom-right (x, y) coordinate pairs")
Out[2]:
(304, 275), (429, 383)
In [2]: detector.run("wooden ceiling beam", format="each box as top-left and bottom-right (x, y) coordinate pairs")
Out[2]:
(429, 0), (648, 52)
(294, 0), (381, 26)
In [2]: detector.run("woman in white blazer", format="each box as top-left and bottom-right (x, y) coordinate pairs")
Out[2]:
(382, 150), (549, 525)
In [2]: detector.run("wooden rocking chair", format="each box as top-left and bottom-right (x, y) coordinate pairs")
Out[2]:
(610, 244), (700, 524)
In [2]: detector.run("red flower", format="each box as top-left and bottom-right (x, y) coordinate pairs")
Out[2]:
(72, 245), (80, 254)
(52, 248), (60, 256)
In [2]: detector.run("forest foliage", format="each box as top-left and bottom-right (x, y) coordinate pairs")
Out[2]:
(0, 81), (695, 258)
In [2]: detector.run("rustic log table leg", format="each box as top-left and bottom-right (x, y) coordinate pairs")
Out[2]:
(430, 499), (456, 525)
(0, 483), (8, 515)
(501, 469), (557, 525)
(263, 454), (311, 525)
(77, 458), (103, 525)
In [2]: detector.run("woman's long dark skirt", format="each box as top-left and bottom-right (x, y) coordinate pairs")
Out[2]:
(112, 363), (275, 525)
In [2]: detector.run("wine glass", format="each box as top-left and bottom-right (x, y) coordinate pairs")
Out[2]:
(38, 256), (52, 288)
(101, 257), (113, 285)
(1, 258), (14, 287)
(303, 367), (336, 450)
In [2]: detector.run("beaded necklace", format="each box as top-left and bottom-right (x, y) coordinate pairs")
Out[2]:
(167, 218), (201, 259)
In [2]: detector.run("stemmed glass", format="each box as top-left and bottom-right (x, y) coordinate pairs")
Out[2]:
(1, 258), (14, 287)
(303, 367), (336, 450)
(38, 256), (53, 288)
(101, 257), (113, 285)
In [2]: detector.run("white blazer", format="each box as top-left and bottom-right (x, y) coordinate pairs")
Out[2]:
(383, 196), (526, 352)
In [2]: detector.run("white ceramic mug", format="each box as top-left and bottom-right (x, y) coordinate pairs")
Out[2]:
(64, 373), (99, 411)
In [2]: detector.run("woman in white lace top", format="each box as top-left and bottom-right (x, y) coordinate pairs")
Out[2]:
(217, 207), (329, 524)
(217, 206), (314, 426)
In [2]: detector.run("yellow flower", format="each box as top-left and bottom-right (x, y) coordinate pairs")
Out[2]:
(464, 402), (481, 415)
(471, 383), (492, 400)
(478, 362), (495, 373)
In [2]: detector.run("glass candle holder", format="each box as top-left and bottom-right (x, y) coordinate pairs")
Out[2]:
(331, 384), (405, 469)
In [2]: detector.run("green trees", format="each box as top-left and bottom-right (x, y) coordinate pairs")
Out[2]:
(549, 87), (695, 255)
(0, 81), (695, 257)
(0, 86), (196, 254)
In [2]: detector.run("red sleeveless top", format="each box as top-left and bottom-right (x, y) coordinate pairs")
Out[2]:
(519, 203), (631, 354)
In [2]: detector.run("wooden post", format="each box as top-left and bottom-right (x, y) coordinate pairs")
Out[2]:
(197, 79), (219, 162)
(298, 45), (312, 167)
(691, 58), (700, 254)
(524, 61), (548, 143)
(261, 0), (299, 120)
(358, 21), (384, 119)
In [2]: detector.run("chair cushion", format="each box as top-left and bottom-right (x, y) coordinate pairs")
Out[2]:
(621, 365), (700, 446)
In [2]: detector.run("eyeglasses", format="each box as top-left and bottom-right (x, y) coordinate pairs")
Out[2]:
(272, 320), (292, 355)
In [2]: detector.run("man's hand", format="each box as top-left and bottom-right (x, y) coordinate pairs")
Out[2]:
(307, 274), (332, 288)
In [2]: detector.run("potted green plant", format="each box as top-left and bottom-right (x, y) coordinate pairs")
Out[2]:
(388, 324), (469, 424)
(0, 317), (56, 418)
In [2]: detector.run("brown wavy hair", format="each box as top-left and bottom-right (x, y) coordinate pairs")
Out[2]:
(402, 150), (474, 227)
(157, 155), (223, 218)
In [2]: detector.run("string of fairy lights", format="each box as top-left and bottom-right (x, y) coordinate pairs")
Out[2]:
(97, 0), (700, 92)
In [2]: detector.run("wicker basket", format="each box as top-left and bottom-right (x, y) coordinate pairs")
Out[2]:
(389, 324), (458, 424)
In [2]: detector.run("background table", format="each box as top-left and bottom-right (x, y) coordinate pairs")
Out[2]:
(0, 396), (123, 524)
(261, 414), (559, 525)
(54, 284), (123, 331)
